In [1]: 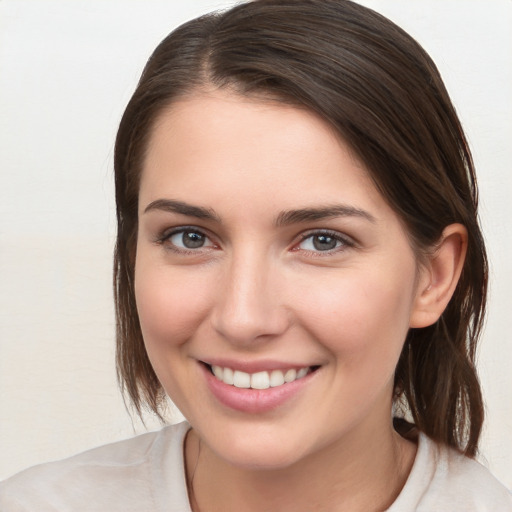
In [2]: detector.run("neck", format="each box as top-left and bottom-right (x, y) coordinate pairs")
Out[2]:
(185, 419), (416, 512)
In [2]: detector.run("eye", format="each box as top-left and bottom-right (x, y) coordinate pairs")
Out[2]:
(296, 231), (351, 253)
(165, 228), (215, 250)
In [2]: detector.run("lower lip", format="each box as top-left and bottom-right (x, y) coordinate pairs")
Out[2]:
(201, 364), (316, 414)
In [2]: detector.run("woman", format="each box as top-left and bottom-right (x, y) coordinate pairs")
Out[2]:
(1, 0), (511, 510)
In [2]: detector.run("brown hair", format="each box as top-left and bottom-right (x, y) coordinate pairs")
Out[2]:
(114, 0), (487, 456)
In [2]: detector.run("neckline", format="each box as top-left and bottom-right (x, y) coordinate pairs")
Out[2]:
(177, 421), (432, 512)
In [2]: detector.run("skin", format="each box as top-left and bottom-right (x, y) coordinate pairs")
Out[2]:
(134, 89), (467, 511)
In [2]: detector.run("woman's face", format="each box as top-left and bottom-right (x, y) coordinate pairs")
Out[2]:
(135, 90), (428, 469)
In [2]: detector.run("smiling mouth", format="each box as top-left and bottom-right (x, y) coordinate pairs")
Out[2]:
(204, 363), (320, 390)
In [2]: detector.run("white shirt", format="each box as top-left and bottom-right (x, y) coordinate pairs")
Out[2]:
(1, 421), (511, 511)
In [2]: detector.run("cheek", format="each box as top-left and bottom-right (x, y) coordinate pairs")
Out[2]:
(134, 263), (213, 347)
(296, 266), (416, 362)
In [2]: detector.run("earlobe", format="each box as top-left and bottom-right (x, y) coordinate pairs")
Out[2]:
(409, 223), (468, 328)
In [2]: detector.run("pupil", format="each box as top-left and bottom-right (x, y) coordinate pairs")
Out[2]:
(183, 231), (205, 249)
(313, 235), (337, 251)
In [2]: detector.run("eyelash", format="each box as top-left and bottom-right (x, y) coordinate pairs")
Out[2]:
(295, 229), (355, 256)
(155, 226), (217, 255)
(155, 227), (354, 256)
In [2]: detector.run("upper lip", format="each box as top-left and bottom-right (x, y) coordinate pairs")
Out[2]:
(200, 358), (320, 374)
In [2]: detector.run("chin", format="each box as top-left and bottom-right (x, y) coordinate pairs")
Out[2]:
(202, 424), (315, 472)
(220, 445), (305, 472)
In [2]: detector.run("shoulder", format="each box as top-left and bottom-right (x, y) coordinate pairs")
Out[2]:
(391, 432), (512, 511)
(0, 421), (191, 512)
(429, 441), (512, 509)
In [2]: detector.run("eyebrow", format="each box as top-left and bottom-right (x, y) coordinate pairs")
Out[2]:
(143, 199), (220, 222)
(143, 199), (375, 225)
(274, 205), (376, 226)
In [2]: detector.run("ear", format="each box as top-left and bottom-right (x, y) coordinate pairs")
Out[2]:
(409, 223), (468, 328)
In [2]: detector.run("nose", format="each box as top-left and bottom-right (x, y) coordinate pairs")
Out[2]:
(210, 249), (290, 346)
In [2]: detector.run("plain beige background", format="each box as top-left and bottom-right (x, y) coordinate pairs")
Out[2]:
(1, 0), (511, 487)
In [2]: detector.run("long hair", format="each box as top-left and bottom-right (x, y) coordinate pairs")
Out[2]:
(114, 0), (487, 455)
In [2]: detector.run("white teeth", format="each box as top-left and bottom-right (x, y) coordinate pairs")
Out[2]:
(223, 367), (234, 385)
(270, 370), (285, 387)
(212, 365), (223, 379)
(233, 370), (251, 388)
(251, 371), (270, 390)
(284, 369), (297, 383)
(297, 367), (308, 379)
(211, 365), (312, 389)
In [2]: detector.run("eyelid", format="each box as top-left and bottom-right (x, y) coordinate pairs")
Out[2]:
(155, 225), (218, 253)
(153, 225), (355, 256)
(293, 229), (356, 254)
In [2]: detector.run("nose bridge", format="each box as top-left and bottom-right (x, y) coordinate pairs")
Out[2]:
(212, 245), (288, 345)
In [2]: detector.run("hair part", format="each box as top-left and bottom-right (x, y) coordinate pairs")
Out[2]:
(114, 0), (487, 455)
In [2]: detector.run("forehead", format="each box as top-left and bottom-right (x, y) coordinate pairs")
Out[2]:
(139, 90), (388, 219)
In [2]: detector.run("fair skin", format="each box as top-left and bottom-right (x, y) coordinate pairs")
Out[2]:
(134, 89), (467, 512)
